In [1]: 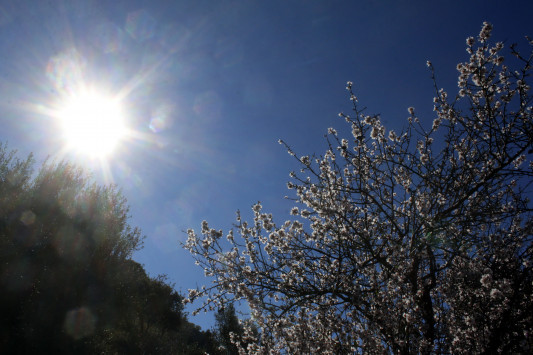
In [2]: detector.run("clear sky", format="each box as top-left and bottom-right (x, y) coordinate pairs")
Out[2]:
(0, 0), (532, 329)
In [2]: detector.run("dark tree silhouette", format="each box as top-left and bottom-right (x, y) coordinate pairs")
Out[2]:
(0, 145), (219, 354)
(215, 303), (244, 355)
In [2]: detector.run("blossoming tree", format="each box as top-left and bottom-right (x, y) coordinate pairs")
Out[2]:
(185, 23), (533, 354)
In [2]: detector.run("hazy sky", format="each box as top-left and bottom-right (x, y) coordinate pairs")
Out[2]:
(0, 0), (531, 329)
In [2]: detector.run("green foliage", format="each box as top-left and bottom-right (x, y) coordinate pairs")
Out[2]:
(0, 144), (219, 354)
(213, 304), (260, 355)
(215, 304), (244, 354)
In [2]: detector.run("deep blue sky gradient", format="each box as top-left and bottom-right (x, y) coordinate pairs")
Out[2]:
(0, 0), (532, 329)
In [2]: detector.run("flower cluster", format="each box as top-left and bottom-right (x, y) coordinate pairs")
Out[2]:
(184, 23), (533, 354)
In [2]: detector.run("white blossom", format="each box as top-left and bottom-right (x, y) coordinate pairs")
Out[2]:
(184, 23), (533, 354)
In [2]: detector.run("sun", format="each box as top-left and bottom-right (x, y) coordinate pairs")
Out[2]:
(58, 90), (127, 158)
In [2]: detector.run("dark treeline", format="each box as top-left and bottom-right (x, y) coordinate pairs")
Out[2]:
(0, 144), (242, 354)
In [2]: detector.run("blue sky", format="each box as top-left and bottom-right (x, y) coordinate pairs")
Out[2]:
(0, 0), (532, 329)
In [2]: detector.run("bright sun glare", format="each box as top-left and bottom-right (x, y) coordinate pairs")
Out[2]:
(58, 90), (126, 158)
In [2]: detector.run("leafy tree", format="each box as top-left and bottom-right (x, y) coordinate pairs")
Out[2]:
(0, 147), (220, 354)
(90, 263), (186, 354)
(185, 23), (533, 353)
(174, 321), (220, 355)
(0, 153), (145, 353)
(215, 303), (244, 354)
